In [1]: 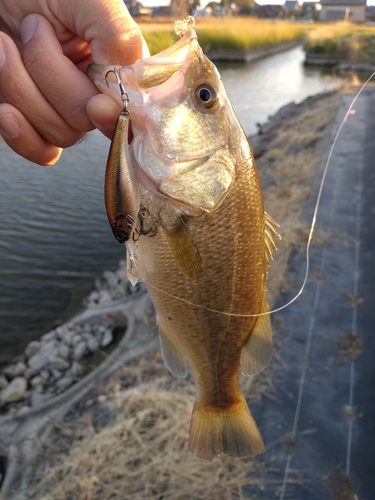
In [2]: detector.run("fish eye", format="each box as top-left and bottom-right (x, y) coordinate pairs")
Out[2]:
(194, 84), (218, 109)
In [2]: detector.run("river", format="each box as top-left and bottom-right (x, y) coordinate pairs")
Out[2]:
(0, 45), (337, 366)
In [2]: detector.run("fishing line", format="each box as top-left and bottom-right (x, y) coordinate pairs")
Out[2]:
(131, 73), (375, 319)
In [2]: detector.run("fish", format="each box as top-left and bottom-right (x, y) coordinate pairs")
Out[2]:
(88, 22), (279, 460)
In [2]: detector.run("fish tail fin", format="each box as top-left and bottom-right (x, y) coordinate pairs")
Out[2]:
(189, 396), (265, 460)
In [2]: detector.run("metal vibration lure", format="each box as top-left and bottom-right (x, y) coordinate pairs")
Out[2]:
(104, 67), (140, 243)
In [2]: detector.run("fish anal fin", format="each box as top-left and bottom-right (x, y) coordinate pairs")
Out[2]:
(163, 218), (202, 281)
(159, 326), (187, 378)
(241, 296), (273, 376)
(189, 396), (265, 460)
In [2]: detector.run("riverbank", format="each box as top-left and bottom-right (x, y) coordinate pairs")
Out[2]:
(207, 40), (299, 63)
(304, 21), (375, 72)
(0, 89), (347, 499)
(140, 18), (308, 56)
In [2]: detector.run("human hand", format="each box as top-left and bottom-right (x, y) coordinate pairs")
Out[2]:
(0, 0), (145, 165)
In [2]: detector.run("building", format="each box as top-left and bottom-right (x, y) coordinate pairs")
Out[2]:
(319, 0), (366, 22)
(284, 0), (300, 11)
(253, 3), (283, 18)
(301, 1), (320, 19)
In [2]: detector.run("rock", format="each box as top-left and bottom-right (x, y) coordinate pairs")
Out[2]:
(40, 370), (50, 382)
(100, 328), (114, 348)
(24, 340), (42, 359)
(24, 366), (40, 380)
(40, 331), (56, 342)
(48, 356), (70, 372)
(99, 289), (112, 303)
(0, 377), (27, 405)
(73, 340), (87, 361)
(50, 369), (62, 381)
(3, 362), (26, 380)
(71, 334), (83, 347)
(87, 291), (100, 305)
(70, 362), (83, 379)
(59, 327), (76, 346)
(16, 405), (31, 416)
(85, 334), (100, 353)
(28, 340), (59, 371)
(58, 342), (70, 360)
(55, 373), (74, 393)
(30, 376), (43, 388)
(30, 390), (47, 410)
(0, 375), (9, 390)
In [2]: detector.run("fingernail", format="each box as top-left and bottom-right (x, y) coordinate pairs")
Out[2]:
(0, 34), (6, 67)
(20, 15), (37, 45)
(0, 113), (21, 138)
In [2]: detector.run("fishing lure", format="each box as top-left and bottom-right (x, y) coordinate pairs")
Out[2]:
(104, 67), (140, 243)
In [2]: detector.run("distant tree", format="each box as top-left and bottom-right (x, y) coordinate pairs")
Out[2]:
(170, 0), (200, 16)
(221, 0), (229, 10)
(235, 0), (255, 14)
(188, 0), (201, 14)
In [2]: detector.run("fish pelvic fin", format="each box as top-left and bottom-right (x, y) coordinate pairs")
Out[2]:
(189, 396), (265, 460)
(241, 293), (273, 376)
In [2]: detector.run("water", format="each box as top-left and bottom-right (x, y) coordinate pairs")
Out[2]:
(217, 46), (335, 136)
(0, 45), (336, 365)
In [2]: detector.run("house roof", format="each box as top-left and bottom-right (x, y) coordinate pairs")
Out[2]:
(320, 0), (366, 5)
(284, 0), (299, 9)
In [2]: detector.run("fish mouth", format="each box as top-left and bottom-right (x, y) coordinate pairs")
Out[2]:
(88, 29), (201, 108)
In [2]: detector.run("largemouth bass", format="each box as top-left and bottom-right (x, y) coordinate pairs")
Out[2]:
(88, 24), (279, 460)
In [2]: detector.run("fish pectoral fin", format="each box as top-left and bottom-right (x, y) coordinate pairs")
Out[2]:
(163, 218), (202, 281)
(241, 296), (273, 376)
(159, 326), (187, 378)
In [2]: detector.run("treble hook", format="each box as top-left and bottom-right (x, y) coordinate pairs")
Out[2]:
(105, 67), (129, 114)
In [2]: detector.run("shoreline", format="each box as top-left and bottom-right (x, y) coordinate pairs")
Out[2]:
(207, 40), (300, 63)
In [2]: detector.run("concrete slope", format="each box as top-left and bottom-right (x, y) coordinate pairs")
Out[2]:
(253, 88), (375, 499)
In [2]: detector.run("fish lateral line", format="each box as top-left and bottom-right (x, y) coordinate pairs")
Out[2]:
(129, 74), (375, 319)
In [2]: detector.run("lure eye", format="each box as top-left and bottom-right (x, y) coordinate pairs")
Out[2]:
(194, 84), (218, 109)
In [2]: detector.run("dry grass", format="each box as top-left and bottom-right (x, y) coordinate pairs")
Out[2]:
(306, 21), (375, 63)
(140, 18), (308, 55)
(259, 92), (343, 302)
(31, 352), (267, 500)
(29, 92), (344, 500)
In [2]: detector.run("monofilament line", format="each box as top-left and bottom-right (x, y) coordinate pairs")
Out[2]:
(278, 75), (374, 500)
(141, 73), (375, 318)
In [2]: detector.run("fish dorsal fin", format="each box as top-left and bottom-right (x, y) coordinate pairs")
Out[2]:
(241, 295), (273, 376)
(159, 326), (187, 378)
(163, 218), (202, 281)
(264, 212), (280, 265)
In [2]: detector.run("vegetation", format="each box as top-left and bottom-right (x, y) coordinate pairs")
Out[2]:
(140, 18), (309, 55)
(305, 22), (375, 63)
(140, 19), (375, 64)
